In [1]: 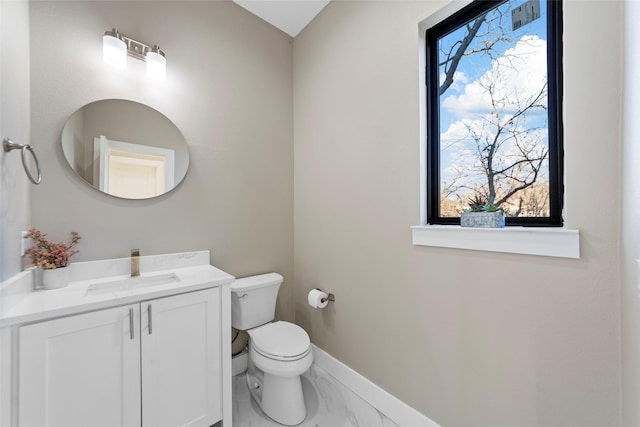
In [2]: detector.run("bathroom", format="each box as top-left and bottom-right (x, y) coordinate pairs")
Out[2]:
(1, 0), (640, 426)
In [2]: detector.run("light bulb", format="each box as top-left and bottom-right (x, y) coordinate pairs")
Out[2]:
(103, 29), (126, 69)
(146, 46), (166, 80)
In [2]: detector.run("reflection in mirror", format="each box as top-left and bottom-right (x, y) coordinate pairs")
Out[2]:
(61, 99), (189, 199)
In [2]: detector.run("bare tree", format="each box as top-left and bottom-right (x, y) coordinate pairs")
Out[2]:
(437, 0), (550, 217)
(470, 78), (548, 207)
(439, 5), (516, 95)
(439, 14), (487, 95)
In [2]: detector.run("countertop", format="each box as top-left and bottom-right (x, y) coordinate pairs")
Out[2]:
(0, 250), (235, 327)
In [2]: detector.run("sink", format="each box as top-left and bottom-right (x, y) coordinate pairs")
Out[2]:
(86, 273), (180, 295)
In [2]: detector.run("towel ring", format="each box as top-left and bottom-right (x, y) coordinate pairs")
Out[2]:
(3, 137), (42, 185)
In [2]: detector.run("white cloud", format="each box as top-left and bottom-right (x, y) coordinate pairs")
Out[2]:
(439, 70), (470, 93)
(440, 113), (549, 187)
(441, 35), (547, 117)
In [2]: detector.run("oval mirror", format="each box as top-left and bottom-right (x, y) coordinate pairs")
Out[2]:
(61, 99), (189, 199)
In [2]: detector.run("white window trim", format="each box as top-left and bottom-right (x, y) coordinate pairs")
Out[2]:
(412, 226), (579, 259)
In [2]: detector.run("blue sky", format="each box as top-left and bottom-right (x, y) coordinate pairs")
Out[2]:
(437, 0), (549, 198)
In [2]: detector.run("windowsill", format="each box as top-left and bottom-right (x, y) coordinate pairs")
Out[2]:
(411, 225), (580, 259)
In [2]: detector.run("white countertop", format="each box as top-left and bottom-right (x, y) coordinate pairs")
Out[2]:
(0, 251), (235, 327)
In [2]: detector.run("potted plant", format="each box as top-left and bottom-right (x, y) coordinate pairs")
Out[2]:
(25, 228), (81, 289)
(460, 195), (505, 228)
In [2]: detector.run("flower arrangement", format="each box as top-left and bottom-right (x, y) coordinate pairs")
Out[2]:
(25, 228), (81, 269)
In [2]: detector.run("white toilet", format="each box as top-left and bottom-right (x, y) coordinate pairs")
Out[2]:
(231, 273), (313, 426)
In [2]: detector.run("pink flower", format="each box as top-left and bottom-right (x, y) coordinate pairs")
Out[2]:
(25, 229), (81, 269)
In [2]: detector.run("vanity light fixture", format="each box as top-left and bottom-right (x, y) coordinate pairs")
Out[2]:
(103, 28), (166, 80)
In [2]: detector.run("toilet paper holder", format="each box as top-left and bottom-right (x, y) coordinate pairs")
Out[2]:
(314, 288), (335, 304)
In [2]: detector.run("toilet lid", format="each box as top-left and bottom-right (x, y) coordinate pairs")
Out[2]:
(251, 321), (310, 359)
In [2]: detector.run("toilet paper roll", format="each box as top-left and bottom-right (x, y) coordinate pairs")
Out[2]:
(308, 289), (329, 309)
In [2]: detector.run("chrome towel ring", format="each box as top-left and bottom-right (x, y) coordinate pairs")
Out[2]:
(3, 137), (42, 185)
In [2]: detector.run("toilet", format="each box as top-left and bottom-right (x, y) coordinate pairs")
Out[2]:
(231, 273), (313, 426)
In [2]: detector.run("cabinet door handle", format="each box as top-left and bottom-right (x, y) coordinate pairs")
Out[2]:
(148, 304), (153, 334)
(129, 307), (134, 340)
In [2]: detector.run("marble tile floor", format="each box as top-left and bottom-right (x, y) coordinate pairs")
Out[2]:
(232, 364), (400, 427)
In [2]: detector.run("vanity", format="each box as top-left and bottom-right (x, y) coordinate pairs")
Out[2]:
(0, 250), (234, 427)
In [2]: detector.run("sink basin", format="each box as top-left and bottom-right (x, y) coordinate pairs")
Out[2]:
(86, 273), (180, 295)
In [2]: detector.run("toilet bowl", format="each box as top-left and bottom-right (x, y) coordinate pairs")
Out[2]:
(247, 321), (313, 425)
(231, 274), (313, 426)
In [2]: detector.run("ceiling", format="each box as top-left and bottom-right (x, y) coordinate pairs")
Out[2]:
(232, 0), (331, 37)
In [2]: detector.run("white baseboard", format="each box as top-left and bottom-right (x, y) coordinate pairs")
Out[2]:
(312, 344), (442, 427)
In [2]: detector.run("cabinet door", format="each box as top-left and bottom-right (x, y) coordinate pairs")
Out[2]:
(19, 305), (141, 427)
(141, 288), (221, 427)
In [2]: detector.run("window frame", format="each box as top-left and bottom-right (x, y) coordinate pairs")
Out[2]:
(425, 0), (564, 227)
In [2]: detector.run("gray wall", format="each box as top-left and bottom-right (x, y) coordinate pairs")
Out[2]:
(621, 2), (640, 426)
(293, 1), (621, 426)
(29, 1), (295, 322)
(1, 0), (31, 281)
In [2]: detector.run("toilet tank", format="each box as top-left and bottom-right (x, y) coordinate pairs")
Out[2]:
(231, 273), (283, 330)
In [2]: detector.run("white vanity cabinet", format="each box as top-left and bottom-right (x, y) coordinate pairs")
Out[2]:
(17, 287), (222, 427)
(141, 288), (221, 427)
(19, 304), (142, 427)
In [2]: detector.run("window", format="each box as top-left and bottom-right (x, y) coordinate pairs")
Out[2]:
(426, 0), (563, 226)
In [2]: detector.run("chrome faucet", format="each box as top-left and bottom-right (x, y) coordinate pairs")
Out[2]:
(131, 249), (140, 277)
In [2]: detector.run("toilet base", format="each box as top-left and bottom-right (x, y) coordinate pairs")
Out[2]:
(247, 366), (307, 425)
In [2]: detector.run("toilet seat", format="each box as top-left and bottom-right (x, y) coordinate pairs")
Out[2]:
(250, 321), (311, 361)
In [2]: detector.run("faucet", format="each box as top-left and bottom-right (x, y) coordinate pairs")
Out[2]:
(131, 249), (140, 277)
